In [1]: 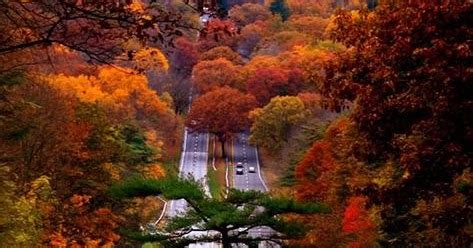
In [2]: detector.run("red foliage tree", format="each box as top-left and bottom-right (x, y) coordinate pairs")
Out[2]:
(342, 196), (376, 248)
(199, 19), (238, 52)
(247, 67), (304, 106)
(295, 140), (338, 202)
(170, 37), (200, 76)
(322, 1), (472, 246)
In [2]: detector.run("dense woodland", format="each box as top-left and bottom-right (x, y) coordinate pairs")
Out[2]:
(0, 0), (471, 247)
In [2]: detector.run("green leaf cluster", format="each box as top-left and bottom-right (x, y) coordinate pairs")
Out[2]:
(109, 177), (329, 247)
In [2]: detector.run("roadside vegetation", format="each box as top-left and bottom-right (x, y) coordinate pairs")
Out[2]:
(0, 0), (470, 247)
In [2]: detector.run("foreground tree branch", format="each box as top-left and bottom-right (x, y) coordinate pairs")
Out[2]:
(0, 0), (197, 65)
(108, 176), (330, 247)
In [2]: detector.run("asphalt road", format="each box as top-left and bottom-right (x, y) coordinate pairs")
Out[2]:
(167, 130), (209, 217)
(233, 132), (267, 192)
(232, 133), (278, 248)
(166, 130), (221, 248)
(163, 131), (274, 248)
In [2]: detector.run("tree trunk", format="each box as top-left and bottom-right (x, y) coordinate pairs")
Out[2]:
(221, 231), (231, 248)
(197, 0), (204, 12)
(219, 136), (226, 159)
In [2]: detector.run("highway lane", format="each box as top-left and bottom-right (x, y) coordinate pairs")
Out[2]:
(167, 130), (209, 217)
(233, 132), (267, 192)
(163, 130), (273, 248)
(166, 130), (222, 248)
(233, 132), (278, 248)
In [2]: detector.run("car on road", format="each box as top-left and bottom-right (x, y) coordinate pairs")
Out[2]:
(248, 166), (256, 173)
(236, 162), (244, 175)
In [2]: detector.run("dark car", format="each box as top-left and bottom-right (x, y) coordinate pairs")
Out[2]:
(236, 162), (244, 175)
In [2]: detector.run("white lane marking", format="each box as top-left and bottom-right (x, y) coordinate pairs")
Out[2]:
(254, 145), (269, 192)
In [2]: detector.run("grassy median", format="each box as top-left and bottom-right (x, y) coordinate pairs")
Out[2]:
(207, 135), (227, 200)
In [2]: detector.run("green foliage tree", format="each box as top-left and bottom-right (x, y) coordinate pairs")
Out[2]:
(269, 0), (291, 21)
(249, 96), (306, 151)
(0, 166), (36, 247)
(108, 176), (330, 248)
(0, 167), (57, 247)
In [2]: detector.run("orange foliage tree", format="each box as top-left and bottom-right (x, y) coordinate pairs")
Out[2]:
(1, 81), (90, 189)
(286, 15), (329, 40)
(200, 46), (243, 65)
(243, 55), (281, 79)
(292, 117), (368, 247)
(0, 79), (126, 246)
(236, 22), (266, 58)
(186, 87), (257, 157)
(192, 58), (244, 93)
(50, 194), (120, 247)
(0, 0), (185, 68)
(286, 0), (333, 17)
(295, 140), (339, 203)
(279, 45), (338, 90)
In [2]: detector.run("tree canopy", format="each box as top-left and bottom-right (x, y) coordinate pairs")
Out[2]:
(303, 1), (473, 246)
(186, 87), (256, 157)
(108, 176), (330, 248)
(250, 96), (307, 151)
(192, 58), (245, 93)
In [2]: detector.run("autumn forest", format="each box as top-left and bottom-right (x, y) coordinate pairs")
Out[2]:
(0, 0), (471, 247)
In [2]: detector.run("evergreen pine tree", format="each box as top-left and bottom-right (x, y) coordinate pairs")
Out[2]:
(109, 177), (329, 248)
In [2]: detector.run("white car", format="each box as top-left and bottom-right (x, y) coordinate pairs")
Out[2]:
(248, 166), (256, 173)
(236, 167), (244, 175)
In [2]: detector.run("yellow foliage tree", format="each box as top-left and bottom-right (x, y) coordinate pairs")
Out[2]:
(45, 66), (180, 159)
(133, 47), (169, 72)
(249, 96), (307, 151)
